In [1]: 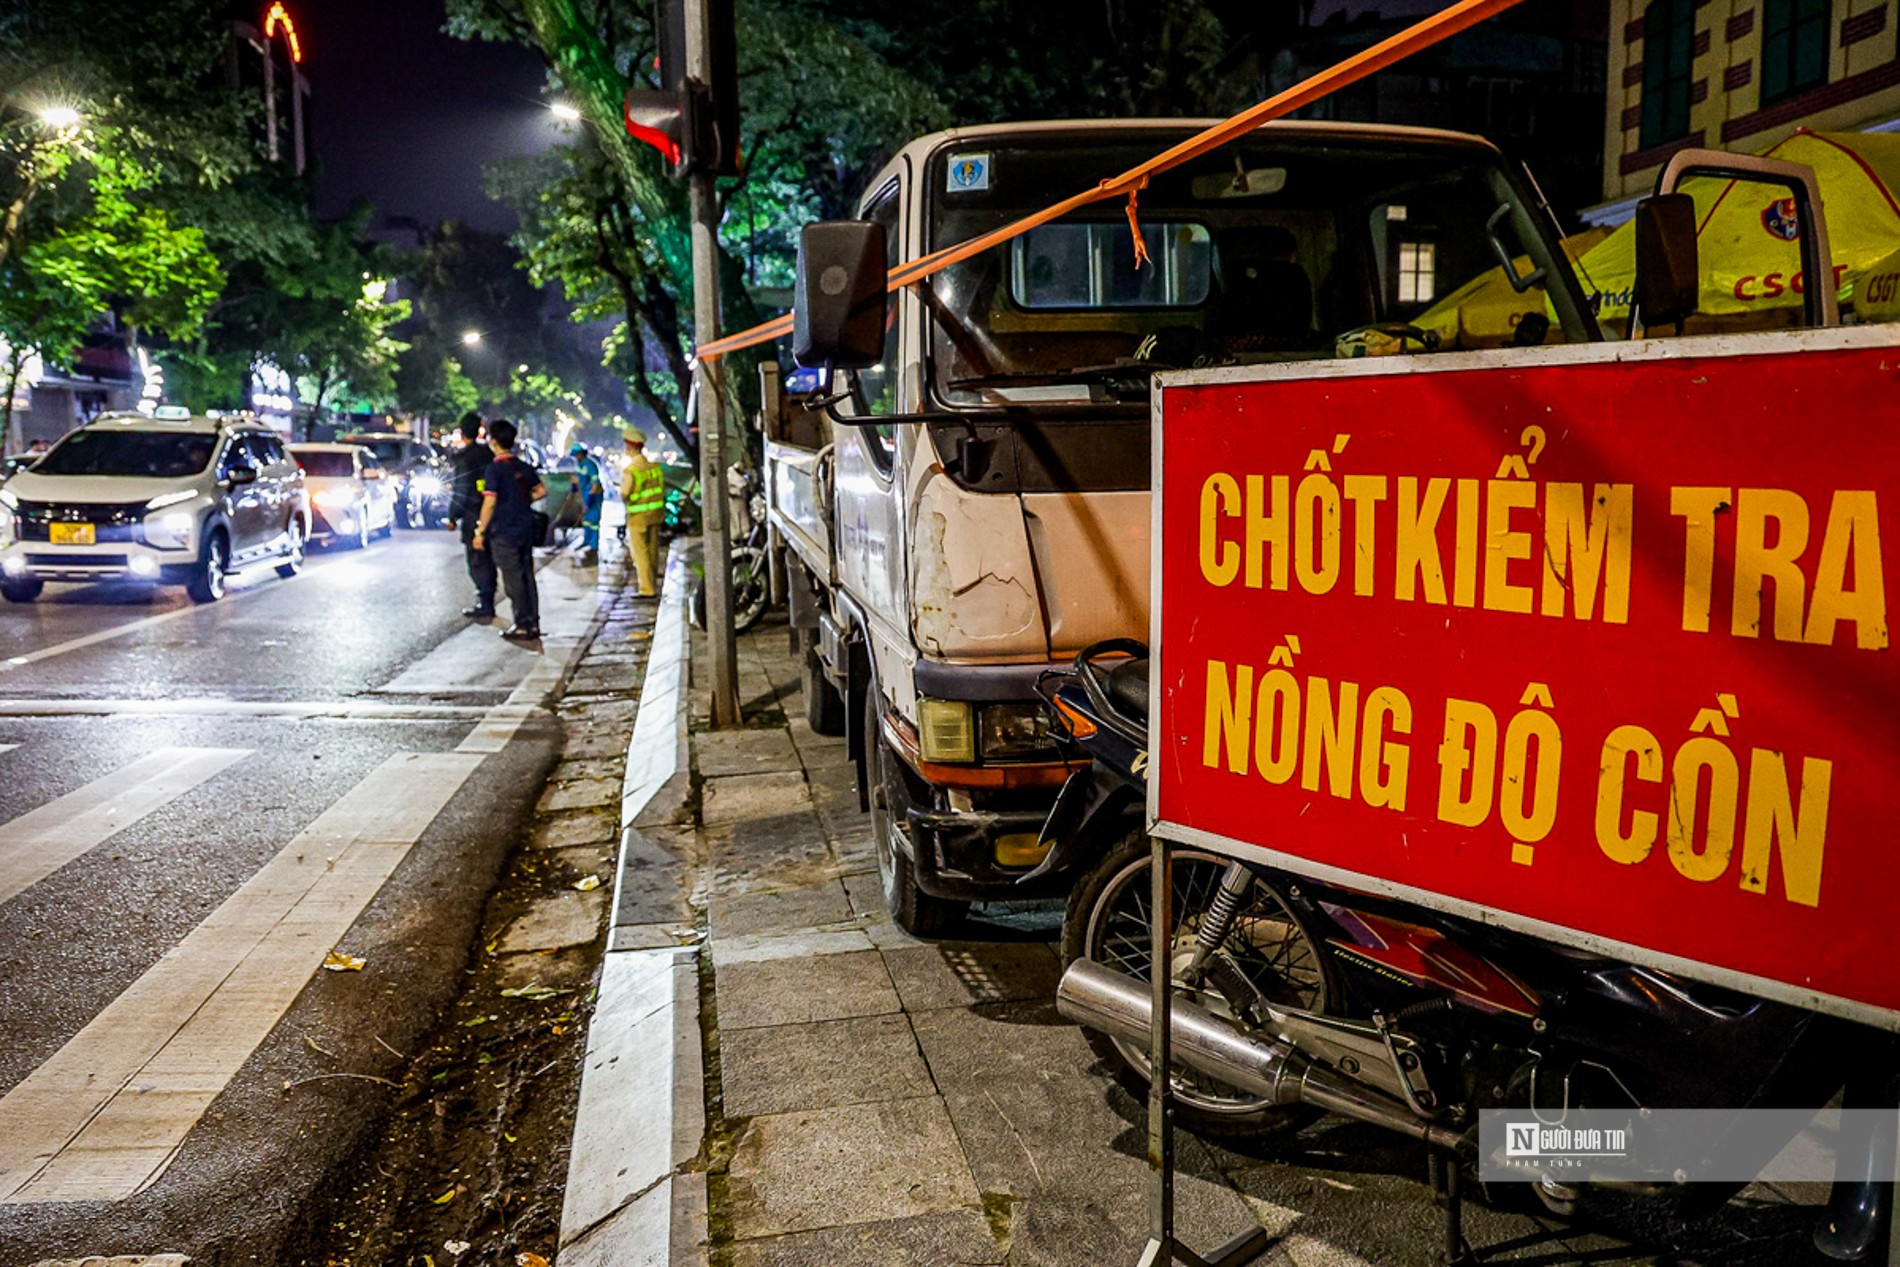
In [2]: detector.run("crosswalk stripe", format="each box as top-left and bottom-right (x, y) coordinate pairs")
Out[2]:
(0, 748), (251, 908)
(0, 744), (17, 755)
(0, 750), (483, 1204)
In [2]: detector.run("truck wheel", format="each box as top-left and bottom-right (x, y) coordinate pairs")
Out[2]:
(1, 577), (43, 603)
(187, 531), (229, 603)
(866, 685), (967, 938)
(1062, 830), (1330, 1142)
(802, 640), (847, 736)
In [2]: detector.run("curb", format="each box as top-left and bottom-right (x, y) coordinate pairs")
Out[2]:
(559, 538), (707, 1267)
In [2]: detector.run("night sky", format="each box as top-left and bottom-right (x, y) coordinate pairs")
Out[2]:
(304, 0), (563, 234)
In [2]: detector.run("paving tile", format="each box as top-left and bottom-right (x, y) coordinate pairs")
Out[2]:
(537, 776), (622, 813)
(908, 1002), (1261, 1262)
(705, 811), (835, 888)
(721, 1013), (935, 1117)
(729, 1208), (1003, 1267)
(498, 889), (608, 952)
(531, 809), (619, 850)
(714, 926), (877, 966)
(725, 1097), (980, 1238)
(552, 756), (627, 783)
(703, 770), (811, 825)
(711, 880), (852, 940)
(715, 949), (900, 1030)
(696, 727), (805, 777)
(614, 825), (694, 928)
(881, 941), (1062, 1012)
(562, 730), (633, 761)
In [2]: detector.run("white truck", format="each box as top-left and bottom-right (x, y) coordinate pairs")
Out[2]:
(762, 118), (1824, 936)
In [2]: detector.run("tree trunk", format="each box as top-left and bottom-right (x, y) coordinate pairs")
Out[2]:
(0, 344), (27, 457)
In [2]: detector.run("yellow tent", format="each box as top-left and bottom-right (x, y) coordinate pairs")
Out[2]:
(1417, 228), (1611, 349)
(1573, 129), (1900, 333)
(1848, 242), (1900, 321)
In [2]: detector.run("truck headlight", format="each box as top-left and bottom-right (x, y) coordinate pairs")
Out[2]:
(917, 698), (976, 763)
(144, 510), (196, 550)
(411, 474), (445, 498)
(981, 703), (1057, 761)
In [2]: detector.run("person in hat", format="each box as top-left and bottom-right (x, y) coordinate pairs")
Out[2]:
(620, 426), (665, 597)
(569, 441), (604, 567)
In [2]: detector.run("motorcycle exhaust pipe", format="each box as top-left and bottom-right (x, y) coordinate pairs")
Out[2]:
(1057, 958), (1468, 1154)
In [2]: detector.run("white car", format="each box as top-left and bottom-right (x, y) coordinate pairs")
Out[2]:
(289, 443), (397, 549)
(0, 410), (309, 604)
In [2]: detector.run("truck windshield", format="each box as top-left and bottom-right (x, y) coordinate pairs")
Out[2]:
(34, 430), (216, 478)
(923, 131), (1592, 407)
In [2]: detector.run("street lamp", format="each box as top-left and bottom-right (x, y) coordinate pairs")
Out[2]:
(548, 101), (582, 123)
(35, 105), (82, 132)
(461, 330), (482, 346)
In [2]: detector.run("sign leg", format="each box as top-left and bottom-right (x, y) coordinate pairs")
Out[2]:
(1139, 832), (1275, 1267)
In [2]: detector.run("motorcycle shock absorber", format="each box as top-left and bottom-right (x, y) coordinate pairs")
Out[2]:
(1185, 863), (1254, 980)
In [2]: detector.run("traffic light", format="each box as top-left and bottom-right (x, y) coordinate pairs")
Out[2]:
(624, 0), (740, 178)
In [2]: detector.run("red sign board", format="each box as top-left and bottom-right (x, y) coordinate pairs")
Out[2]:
(1152, 328), (1900, 1029)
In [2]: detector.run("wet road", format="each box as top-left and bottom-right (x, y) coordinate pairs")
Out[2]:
(0, 529), (605, 1264)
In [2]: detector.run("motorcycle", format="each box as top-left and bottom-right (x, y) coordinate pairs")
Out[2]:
(1033, 638), (1896, 1260)
(689, 465), (770, 635)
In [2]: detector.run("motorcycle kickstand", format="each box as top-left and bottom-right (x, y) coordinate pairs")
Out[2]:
(1429, 1148), (1479, 1266)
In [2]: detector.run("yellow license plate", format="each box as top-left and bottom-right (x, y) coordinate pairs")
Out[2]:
(50, 523), (94, 546)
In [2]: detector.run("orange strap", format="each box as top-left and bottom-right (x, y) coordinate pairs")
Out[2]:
(1124, 177), (1152, 271)
(695, 0), (1526, 361)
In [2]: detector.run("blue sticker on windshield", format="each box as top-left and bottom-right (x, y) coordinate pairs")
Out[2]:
(947, 153), (991, 193)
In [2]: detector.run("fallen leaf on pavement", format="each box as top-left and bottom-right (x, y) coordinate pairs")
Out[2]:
(500, 983), (573, 1000)
(517, 1254), (551, 1267)
(445, 1240), (471, 1256)
(432, 1184), (461, 1205)
(462, 1014), (495, 1027)
(572, 875), (601, 891)
(322, 951), (366, 972)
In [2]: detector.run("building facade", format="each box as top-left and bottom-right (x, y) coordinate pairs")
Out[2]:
(1600, 0), (1899, 207)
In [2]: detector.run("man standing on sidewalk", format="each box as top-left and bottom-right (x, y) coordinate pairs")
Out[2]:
(445, 413), (496, 619)
(570, 442), (604, 567)
(473, 419), (545, 641)
(620, 426), (665, 597)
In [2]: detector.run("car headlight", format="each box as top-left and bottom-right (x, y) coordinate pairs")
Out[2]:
(411, 474), (445, 497)
(314, 487), (358, 509)
(146, 489), (195, 511)
(916, 698), (976, 763)
(143, 509), (197, 550)
(981, 703), (1058, 761)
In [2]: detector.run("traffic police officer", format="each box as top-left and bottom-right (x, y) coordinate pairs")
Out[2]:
(620, 426), (665, 597)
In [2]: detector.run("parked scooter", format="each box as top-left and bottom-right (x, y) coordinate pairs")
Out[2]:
(1032, 639), (1896, 1260)
(689, 465), (770, 635)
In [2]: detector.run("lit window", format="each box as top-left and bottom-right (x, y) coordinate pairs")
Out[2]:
(1397, 243), (1436, 304)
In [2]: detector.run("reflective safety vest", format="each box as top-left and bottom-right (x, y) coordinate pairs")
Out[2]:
(629, 462), (666, 515)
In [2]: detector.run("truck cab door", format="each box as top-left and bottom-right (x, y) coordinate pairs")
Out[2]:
(830, 176), (912, 642)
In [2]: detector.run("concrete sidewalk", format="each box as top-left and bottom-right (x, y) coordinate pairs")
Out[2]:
(563, 552), (1828, 1267)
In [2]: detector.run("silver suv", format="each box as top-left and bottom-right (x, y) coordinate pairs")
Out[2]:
(0, 411), (310, 603)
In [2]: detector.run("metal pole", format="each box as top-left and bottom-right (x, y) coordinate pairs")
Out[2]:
(686, 0), (739, 729)
(1138, 832), (1274, 1267)
(1141, 830), (1177, 1267)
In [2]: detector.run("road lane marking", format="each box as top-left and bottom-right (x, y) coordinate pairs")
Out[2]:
(0, 750), (482, 1204)
(0, 603), (211, 671)
(0, 743), (16, 755)
(0, 748), (251, 908)
(0, 698), (488, 720)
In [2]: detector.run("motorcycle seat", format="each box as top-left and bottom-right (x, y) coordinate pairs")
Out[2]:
(1107, 658), (1149, 722)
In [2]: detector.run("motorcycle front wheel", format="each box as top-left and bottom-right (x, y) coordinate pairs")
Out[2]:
(1063, 830), (1333, 1141)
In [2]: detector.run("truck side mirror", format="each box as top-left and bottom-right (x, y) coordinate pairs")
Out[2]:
(794, 221), (888, 371)
(1633, 193), (1699, 330)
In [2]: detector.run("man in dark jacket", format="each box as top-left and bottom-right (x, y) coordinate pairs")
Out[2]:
(444, 413), (496, 618)
(472, 418), (545, 641)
